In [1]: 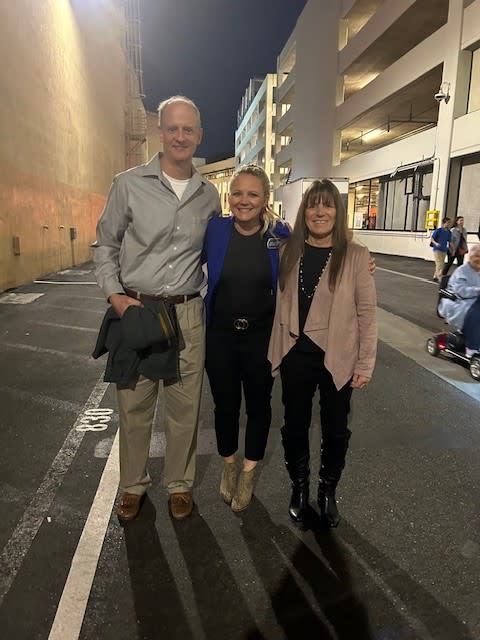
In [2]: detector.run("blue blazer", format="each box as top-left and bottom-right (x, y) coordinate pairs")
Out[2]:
(202, 216), (291, 325)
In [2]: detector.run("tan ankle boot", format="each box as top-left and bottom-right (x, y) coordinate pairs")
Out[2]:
(220, 459), (237, 504)
(231, 467), (256, 512)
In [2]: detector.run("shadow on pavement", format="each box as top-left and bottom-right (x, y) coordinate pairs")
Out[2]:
(172, 506), (265, 639)
(335, 519), (476, 640)
(239, 499), (475, 640)
(124, 496), (194, 640)
(239, 500), (373, 639)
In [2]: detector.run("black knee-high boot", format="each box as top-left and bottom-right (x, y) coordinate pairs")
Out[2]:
(281, 427), (310, 522)
(317, 431), (351, 528)
(317, 477), (340, 528)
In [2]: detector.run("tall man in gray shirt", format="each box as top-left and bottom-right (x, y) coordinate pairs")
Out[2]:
(94, 96), (221, 521)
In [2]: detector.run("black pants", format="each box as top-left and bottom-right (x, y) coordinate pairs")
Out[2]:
(442, 251), (465, 275)
(205, 326), (274, 460)
(280, 348), (353, 482)
(463, 296), (480, 351)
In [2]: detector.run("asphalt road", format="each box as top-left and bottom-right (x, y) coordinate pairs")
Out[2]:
(0, 255), (478, 640)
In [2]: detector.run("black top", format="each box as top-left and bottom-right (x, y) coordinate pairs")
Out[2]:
(212, 227), (274, 326)
(295, 243), (331, 352)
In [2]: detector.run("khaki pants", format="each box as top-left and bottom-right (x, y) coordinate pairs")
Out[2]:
(433, 251), (447, 279)
(117, 296), (205, 495)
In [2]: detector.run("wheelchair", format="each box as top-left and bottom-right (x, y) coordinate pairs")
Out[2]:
(426, 275), (480, 381)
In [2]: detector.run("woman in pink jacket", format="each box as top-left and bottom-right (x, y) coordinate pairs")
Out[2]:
(268, 179), (377, 526)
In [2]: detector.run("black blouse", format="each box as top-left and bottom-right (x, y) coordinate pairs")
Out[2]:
(212, 227), (274, 325)
(295, 243), (331, 352)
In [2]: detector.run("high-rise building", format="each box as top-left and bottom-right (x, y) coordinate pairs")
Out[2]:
(274, 30), (296, 205)
(235, 75), (277, 207)
(275, 0), (480, 258)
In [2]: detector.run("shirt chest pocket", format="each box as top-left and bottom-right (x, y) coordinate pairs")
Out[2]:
(175, 210), (208, 250)
(188, 216), (207, 249)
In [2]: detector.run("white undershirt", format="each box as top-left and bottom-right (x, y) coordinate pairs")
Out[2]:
(163, 172), (191, 200)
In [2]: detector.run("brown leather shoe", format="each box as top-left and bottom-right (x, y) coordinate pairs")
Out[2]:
(117, 492), (144, 522)
(169, 492), (193, 520)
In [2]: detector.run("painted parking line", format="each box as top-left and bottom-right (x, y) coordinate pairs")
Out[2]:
(48, 432), (119, 640)
(376, 266), (436, 285)
(40, 304), (105, 314)
(0, 293), (45, 304)
(0, 342), (92, 361)
(0, 374), (110, 606)
(30, 320), (98, 333)
(0, 385), (82, 414)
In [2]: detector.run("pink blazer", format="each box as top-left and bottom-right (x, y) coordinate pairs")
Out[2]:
(268, 242), (377, 390)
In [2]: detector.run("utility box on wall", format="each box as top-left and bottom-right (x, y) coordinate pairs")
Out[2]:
(281, 178), (349, 227)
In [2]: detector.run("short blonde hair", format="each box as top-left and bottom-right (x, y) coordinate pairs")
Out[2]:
(229, 164), (280, 235)
(157, 95), (201, 128)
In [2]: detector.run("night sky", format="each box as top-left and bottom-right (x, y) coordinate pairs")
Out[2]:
(140, 0), (307, 160)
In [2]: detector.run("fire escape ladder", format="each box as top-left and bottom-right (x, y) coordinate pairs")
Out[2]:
(125, 0), (147, 167)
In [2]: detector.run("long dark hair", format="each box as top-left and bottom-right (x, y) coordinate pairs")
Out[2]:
(279, 179), (350, 291)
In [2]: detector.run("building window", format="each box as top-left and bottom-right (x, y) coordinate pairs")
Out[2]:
(468, 48), (480, 113)
(417, 172), (432, 231)
(350, 169), (432, 230)
(350, 179), (379, 229)
(457, 157), (480, 232)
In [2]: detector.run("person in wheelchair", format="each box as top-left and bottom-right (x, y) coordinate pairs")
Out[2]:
(439, 243), (480, 357)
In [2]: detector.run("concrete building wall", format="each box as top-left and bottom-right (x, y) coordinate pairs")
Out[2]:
(0, 0), (129, 291)
(274, 0), (480, 260)
(291, 0), (341, 180)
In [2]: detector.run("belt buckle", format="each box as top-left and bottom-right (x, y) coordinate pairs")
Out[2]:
(233, 318), (249, 331)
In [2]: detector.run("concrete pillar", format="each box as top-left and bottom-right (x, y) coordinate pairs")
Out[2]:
(431, 0), (465, 214)
(291, 1), (342, 180)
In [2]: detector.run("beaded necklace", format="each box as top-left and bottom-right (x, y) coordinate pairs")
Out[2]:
(299, 250), (332, 299)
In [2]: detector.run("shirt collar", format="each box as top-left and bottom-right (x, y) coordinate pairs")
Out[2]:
(140, 153), (208, 186)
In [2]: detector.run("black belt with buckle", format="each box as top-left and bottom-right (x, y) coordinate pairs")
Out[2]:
(211, 316), (272, 332)
(124, 288), (200, 305)
(231, 317), (272, 331)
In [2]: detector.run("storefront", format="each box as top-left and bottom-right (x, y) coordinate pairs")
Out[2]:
(349, 167), (433, 233)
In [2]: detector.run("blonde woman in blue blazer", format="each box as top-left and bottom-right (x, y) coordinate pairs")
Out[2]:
(202, 164), (290, 512)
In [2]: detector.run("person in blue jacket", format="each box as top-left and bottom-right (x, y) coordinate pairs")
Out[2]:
(431, 217), (452, 282)
(203, 164), (290, 512)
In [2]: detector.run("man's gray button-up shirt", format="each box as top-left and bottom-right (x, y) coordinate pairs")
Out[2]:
(93, 154), (221, 300)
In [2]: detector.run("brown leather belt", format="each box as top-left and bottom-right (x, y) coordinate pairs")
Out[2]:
(124, 288), (201, 305)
